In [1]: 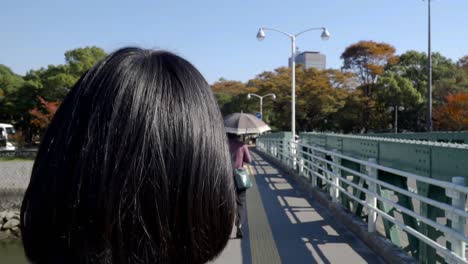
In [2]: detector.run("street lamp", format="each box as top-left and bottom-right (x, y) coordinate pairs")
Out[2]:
(256, 26), (330, 139)
(425, 0), (433, 131)
(247, 93), (276, 119)
(388, 106), (405, 133)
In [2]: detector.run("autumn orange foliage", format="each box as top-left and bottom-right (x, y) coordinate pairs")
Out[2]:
(434, 92), (468, 131)
(29, 96), (61, 128)
(341, 41), (398, 89)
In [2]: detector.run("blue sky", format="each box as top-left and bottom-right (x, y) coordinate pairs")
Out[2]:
(1, 0), (467, 84)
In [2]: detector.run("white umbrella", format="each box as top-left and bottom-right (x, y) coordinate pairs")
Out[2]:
(224, 113), (271, 135)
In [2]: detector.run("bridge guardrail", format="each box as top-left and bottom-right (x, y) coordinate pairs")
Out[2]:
(257, 136), (467, 264)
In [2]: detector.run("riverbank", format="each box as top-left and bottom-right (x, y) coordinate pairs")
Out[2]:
(0, 239), (27, 263)
(0, 210), (21, 240)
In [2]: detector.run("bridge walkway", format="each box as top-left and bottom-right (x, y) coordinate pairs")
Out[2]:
(213, 149), (386, 264)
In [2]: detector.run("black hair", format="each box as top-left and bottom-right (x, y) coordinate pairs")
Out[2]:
(227, 133), (240, 140)
(20, 47), (236, 264)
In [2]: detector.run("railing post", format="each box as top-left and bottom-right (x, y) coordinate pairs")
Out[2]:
(299, 153), (304, 175)
(291, 139), (297, 170)
(282, 139), (288, 165)
(331, 149), (341, 203)
(311, 145), (318, 187)
(446, 176), (466, 262)
(366, 158), (378, 233)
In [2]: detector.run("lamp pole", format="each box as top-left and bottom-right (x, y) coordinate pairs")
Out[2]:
(247, 93), (276, 119)
(426, 0), (433, 131)
(256, 27), (330, 140)
(389, 106), (405, 133)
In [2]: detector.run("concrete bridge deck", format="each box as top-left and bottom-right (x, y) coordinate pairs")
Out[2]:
(213, 149), (386, 264)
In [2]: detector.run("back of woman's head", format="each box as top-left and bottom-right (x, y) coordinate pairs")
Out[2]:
(20, 47), (236, 264)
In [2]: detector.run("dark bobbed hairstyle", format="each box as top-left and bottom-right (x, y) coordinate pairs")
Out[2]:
(20, 48), (236, 264)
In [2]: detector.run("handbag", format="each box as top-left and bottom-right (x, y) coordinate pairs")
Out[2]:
(234, 167), (253, 190)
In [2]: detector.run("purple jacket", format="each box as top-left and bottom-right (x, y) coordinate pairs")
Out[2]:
(228, 139), (252, 169)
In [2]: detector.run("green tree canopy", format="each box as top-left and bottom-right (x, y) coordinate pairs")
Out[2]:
(375, 73), (422, 108)
(0, 47), (107, 143)
(458, 55), (468, 75)
(390, 51), (468, 105)
(65, 46), (107, 76)
(331, 89), (369, 133)
(0, 64), (26, 119)
(24, 46), (107, 102)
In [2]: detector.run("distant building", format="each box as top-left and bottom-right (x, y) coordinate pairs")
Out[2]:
(289, 51), (326, 70)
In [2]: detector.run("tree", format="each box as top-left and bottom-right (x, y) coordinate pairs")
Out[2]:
(375, 73), (423, 132)
(0, 64), (27, 121)
(247, 66), (351, 131)
(331, 89), (369, 133)
(247, 68), (292, 129)
(296, 69), (349, 131)
(341, 41), (398, 96)
(389, 51), (427, 93)
(65, 46), (107, 76)
(24, 47), (107, 102)
(385, 51), (468, 131)
(391, 51), (468, 106)
(433, 92), (468, 131)
(376, 73), (422, 108)
(431, 53), (468, 107)
(29, 96), (60, 129)
(24, 65), (75, 101)
(457, 55), (468, 75)
(211, 79), (257, 115)
(212, 79), (253, 96)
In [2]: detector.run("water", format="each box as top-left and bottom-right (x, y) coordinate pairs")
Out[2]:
(0, 240), (28, 263)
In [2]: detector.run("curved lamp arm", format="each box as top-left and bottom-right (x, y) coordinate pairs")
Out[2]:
(295, 27), (326, 37)
(248, 93), (277, 100)
(247, 93), (262, 100)
(263, 93), (276, 99)
(258, 27), (330, 41)
(261, 27), (294, 38)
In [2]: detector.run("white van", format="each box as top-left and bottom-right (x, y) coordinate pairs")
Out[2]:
(0, 123), (16, 151)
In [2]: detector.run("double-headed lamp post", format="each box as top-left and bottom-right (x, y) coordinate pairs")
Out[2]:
(256, 26), (330, 140)
(247, 93), (276, 119)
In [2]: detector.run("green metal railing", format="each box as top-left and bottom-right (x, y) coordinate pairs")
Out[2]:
(366, 131), (468, 144)
(258, 132), (468, 264)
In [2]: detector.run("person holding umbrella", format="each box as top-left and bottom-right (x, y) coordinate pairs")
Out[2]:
(224, 112), (271, 239)
(227, 132), (252, 239)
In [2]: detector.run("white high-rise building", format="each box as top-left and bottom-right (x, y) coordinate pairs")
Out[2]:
(289, 51), (326, 70)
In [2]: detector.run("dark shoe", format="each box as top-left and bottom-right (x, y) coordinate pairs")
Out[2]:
(236, 228), (243, 239)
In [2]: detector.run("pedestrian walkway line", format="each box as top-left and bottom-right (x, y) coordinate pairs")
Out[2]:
(245, 159), (282, 264)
